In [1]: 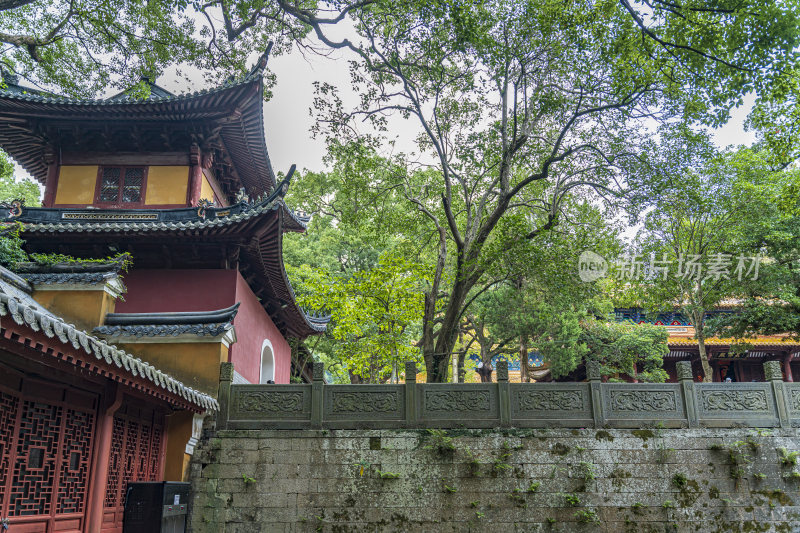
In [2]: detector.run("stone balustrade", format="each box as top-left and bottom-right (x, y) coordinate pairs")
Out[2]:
(216, 360), (800, 430)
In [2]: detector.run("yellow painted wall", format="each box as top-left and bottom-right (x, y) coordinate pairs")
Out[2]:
(164, 411), (194, 481)
(200, 174), (214, 203)
(33, 289), (116, 331)
(115, 342), (228, 396)
(145, 166), (189, 205)
(54, 166), (97, 205)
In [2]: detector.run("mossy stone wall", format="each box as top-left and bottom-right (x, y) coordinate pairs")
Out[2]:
(188, 427), (800, 532)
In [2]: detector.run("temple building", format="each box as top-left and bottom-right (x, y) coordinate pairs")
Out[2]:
(615, 308), (800, 382)
(0, 48), (326, 532)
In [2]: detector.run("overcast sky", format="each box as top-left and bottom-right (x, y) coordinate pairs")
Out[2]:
(264, 50), (758, 173)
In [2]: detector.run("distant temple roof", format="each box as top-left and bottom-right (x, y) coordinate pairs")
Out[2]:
(0, 48), (277, 197)
(0, 266), (217, 411)
(614, 307), (800, 357)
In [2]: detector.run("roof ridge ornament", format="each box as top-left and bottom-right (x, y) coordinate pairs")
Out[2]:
(248, 41), (274, 78)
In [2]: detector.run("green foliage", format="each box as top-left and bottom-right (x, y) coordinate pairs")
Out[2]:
(0, 150), (40, 206)
(0, 222), (28, 268)
(578, 462), (597, 483)
(284, 159), (427, 383)
(580, 321), (669, 382)
(527, 482), (540, 493)
(443, 484), (457, 494)
(662, 500), (675, 509)
(0, 0), (309, 98)
(563, 493), (581, 506)
(574, 509), (599, 524)
(672, 473), (688, 489)
(779, 448), (799, 467)
(424, 429), (456, 455)
(375, 469), (400, 480)
(241, 474), (256, 484)
(621, 132), (763, 381)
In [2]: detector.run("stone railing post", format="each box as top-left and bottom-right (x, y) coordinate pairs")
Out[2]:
(676, 361), (697, 427)
(497, 360), (510, 426)
(405, 361), (417, 426)
(311, 362), (325, 429)
(765, 360), (789, 428)
(217, 362), (233, 430)
(586, 361), (604, 427)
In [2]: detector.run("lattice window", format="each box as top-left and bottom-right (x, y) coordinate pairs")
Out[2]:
(96, 166), (146, 204)
(8, 401), (62, 516)
(104, 414), (164, 512)
(148, 423), (163, 479)
(0, 390), (19, 512)
(56, 409), (94, 514)
(104, 417), (126, 508)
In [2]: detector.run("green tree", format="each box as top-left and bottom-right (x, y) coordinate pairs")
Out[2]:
(283, 153), (429, 383)
(0, 0), (310, 97)
(622, 136), (763, 381)
(0, 149), (40, 205)
(580, 321), (669, 383)
(706, 158), (800, 342)
(276, 0), (799, 381)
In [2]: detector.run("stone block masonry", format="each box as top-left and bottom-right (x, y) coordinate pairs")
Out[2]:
(188, 427), (800, 532)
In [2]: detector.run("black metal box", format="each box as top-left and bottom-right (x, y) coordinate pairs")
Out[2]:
(123, 481), (190, 533)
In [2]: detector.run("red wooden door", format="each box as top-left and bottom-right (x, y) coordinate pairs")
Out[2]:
(101, 412), (164, 532)
(0, 380), (97, 533)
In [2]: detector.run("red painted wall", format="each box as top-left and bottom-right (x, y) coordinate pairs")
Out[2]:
(230, 273), (291, 384)
(116, 270), (237, 313)
(116, 269), (291, 384)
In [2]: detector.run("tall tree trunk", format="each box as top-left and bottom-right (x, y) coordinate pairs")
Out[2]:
(457, 352), (466, 383)
(520, 335), (529, 383)
(694, 312), (713, 382)
(428, 275), (471, 382)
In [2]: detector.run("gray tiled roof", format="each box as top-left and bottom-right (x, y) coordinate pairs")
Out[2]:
(95, 303), (239, 338)
(0, 267), (217, 411)
(19, 271), (119, 285)
(95, 322), (233, 338)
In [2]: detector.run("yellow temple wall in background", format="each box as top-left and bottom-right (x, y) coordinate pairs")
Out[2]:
(145, 166), (189, 205)
(54, 165), (97, 205)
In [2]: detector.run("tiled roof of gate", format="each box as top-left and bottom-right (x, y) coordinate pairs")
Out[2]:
(0, 267), (218, 411)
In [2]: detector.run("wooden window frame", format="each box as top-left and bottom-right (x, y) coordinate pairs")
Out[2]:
(93, 166), (149, 207)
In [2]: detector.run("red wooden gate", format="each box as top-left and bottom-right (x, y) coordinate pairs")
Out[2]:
(0, 379), (97, 533)
(101, 411), (164, 532)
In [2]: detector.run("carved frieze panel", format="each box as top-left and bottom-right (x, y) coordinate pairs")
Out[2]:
(229, 385), (311, 420)
(324, 386), (404, 420)
(610, 391), (676, 411)
(695, 384), (775, 419)
(787, 385), (800, 413)
(511, 384), (590, 419)
(420, 385), (497, 420)
(603, 385), (685, 419)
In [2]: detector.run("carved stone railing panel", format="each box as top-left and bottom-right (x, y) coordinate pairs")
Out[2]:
(786, 384), (800, 415)
(228, 385), (311, 420)
(323, 385), (404, 420)
(510, 383), (591, 419)
(694, 384), (776, 419)
(419, 384), (498, 420)
(602, 384), (685, 420)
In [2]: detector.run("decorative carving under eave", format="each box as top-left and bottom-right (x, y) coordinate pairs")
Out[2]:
(189, 143), (201, 166)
